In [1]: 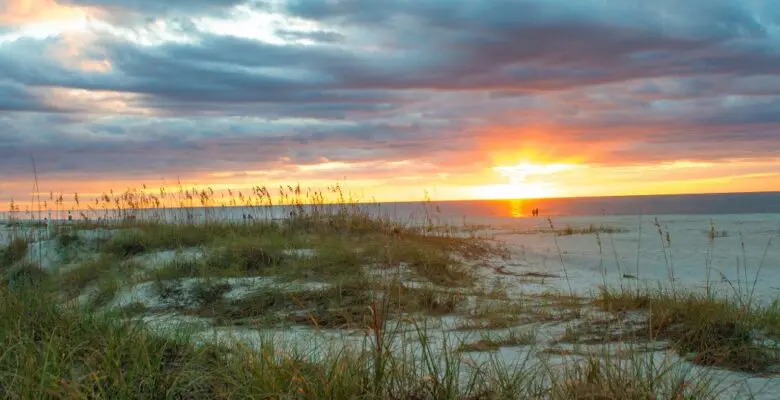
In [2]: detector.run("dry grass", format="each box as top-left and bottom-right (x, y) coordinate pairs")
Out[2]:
(455, 300), (528, 331)
(550, 355), (721, 400)
(0, 236), (29, 266)
(555, 225), (629, 236)
(595, 287), (780, 372)
(457, 329), (536, 352)
(58, 255), (140, 300)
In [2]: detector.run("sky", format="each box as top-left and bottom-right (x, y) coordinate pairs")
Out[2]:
(1, 0), (780, 207)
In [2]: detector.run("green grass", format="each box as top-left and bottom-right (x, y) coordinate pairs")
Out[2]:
(555, 224), (629, 236)
(59, 255), (135, 299)
(457, 329), (536, 352)
(152, 277), (185, 303)
(98, 216), (502, 291)
(290, 236), (363, 281)
(56, 230), (85, 263)
(0, 282), (725, 399)
(56, 230), (82, 249)
(87, 278), (121, 309)
(190, 281), (374, 328)
(394, 286), (466, 315)
(187, 280), (474, 329)
(596, 287), (780, 372)
(364, 233), (493, 287)
(100, 223), (257, 256)
(550, 354), (721, 400)
(1, 260), (48, 288)
(116, 301), (148, 317)
(0, 182), (770, 398)
(189, 279), (233, 307)
(0, 286), (229, 398)
(455, 304), (527, 331)
(0, 236), (29, 266)
(122, 217), (501, 295)
(149, 256), (205, 281)
(204, 239), (286, 274)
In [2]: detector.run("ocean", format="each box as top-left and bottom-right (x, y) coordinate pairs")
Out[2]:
(3, 191), (780, 223)
(410, 191), (780, 219)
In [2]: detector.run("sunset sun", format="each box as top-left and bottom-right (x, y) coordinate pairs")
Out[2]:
(469, 162), (578, 200)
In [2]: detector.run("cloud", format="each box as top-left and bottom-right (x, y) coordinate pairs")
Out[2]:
(4, 1), (780, 100)
(57, 0), (249, 21)
(1, 0), (780, 202)
(0, 0), (90, 25)
(0, 80), (60, 112)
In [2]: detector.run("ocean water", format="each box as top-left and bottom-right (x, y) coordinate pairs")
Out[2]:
(410, 191), (780, 219)
(3, 191), (780, 223)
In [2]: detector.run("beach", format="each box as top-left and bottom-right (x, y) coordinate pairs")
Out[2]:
(2, 197), (779, 398)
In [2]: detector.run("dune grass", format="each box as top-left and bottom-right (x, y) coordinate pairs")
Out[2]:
(457, 329), (536, 353)
(588, 220), (780, 374)
(555, 224), (629, 236)
(0, 182), (774, 398)
(595, 287), (780, 372)
(0, 236), (29, 266)
(0, 278), (730, 399)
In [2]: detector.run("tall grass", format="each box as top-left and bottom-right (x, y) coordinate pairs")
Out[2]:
(594, 220), (780, 374)
(1, 181), (775, 398)
(4, 182), (393, 227)
(1, 275), (730, 399)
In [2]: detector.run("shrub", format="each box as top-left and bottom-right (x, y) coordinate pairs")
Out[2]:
(2, 261), (48, 288)
(0, 237), (29, 266)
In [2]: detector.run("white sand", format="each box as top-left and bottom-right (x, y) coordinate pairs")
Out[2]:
(480, 214), (780, 304)
(5, 214), (780, 398)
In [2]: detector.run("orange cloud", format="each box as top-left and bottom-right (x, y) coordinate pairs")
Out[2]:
(2, 0), (111, 74)
(40, 87), (153, 114)
(50, 29), (113, 71)
(0, 0), (89, 25)
(2, 156), (780, 212)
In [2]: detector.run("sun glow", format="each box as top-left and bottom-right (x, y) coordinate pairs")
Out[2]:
(470, 162), (579, 200)
(493, 163), (577, 180)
